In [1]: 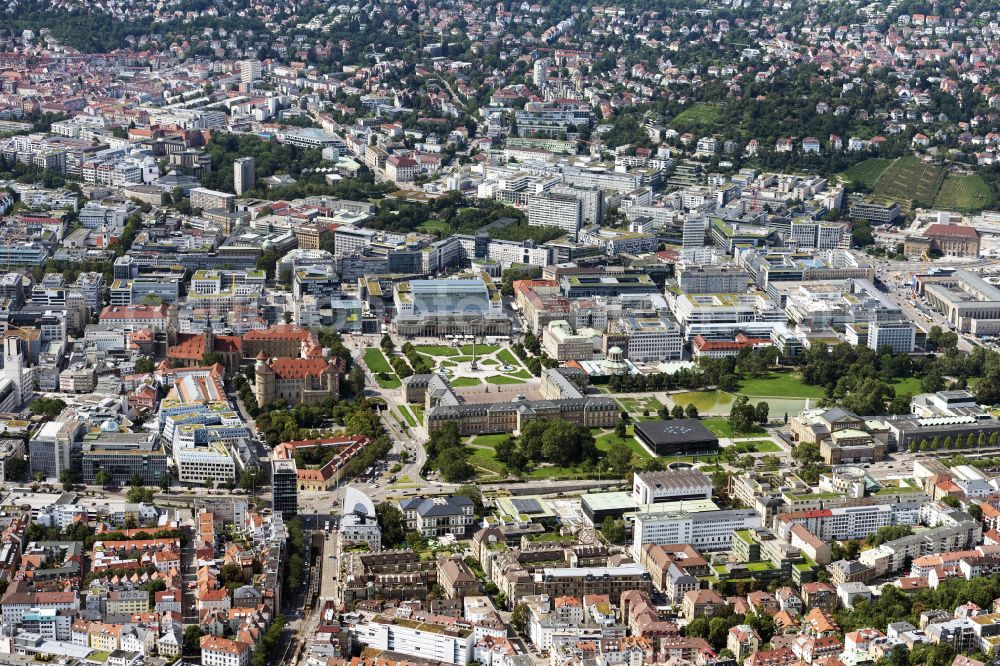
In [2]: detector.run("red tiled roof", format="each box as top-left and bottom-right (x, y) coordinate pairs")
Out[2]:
(168, 334), (242, 361)
(243, 325), (314, 342)
(925, 223), (979, 239)
(265, 357), (332, 379)
(100, 305), (168, 320)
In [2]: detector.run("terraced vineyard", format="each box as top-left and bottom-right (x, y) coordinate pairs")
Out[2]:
(840, 157), (893, 189)
(933, 173), (993, 211)
(870, 155), (945, 210)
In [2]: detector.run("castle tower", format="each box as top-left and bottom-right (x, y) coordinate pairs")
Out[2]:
(254, 352), (275, 406)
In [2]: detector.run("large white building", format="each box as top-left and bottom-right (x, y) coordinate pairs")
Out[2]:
(631, 470), (713, 505)
(789, 219), (850, 250)
(352, 615), (475, 665)
(775, 502), (923, 543)
(340, 487), (382, 551)
(333, 226), (377, 257)
(234, 157), (255, 195)
(200, 636), (251, 666)
(632, 509), (761, 555)
(867, 320), (917, 353)
(613, 315), (683, 361)
(682, 215), (706, 248)
(527, 192), (582, 239)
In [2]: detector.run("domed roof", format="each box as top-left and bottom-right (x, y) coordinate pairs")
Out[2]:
(343, 487), (376, 518)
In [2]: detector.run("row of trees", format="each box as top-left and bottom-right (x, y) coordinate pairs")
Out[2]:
(424, 421), (476, 482)
(494, 419), (598, 472)
(909, 431), (999, 453)
(728, 395), (768, 435)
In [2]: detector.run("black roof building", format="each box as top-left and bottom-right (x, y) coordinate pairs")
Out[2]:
(634, 419), (720, 456)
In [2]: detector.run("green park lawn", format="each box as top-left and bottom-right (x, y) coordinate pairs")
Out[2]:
(468, 447), (506, 476)
(892, 376), (922, 396)
(414, 344), (459, 356)
(703, 417), (734, 438)
(737, 372), (826, 399)
(412, 404), (425, 423)
(472, 433), (512, 447)
(486, 374), (526, 385)
(595, 428), (652, 459)
(728, 439), (781, 453)
(397, 406), (417, 427)
(363, 348), (393, 373)
(417, 219), (451, 234)
(451, 376), (482, 387)
(460, 344), (501, 355)
(496, 349), (522, 367)
(617, 396), (664, 415)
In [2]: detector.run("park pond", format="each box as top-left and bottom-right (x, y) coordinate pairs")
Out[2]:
(671, 390), (812, 419)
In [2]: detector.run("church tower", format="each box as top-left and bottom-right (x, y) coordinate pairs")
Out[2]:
(2, 337), (31, 407)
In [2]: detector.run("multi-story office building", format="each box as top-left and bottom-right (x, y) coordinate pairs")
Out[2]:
(514, 100), (591, 139)
(542, 320), (594, 361)
(189, 187), (236, 213)
(775, 502), (922, 543)
(271, 459), (298, 519)
(333, 226), (377, 257)
(234, 157), (255, 195)
(29, 421), (82, 480)
(292, 263), (340, 301)
(848, 201), (901, 224)
(867, 320), (917, 353)
(610, 315), (682, 362)
(789, 219), (851, 250)
(80, 432), (168, 485)
(552, 184), (604, 225)
(352, 615), (475, 665)
(0, 241), (49, 266)
(109, 277), (181, 306)
(527, 192), (582, 238)
(175, 444), (238, 485)
(668, 292), (785, 339)
(632, 510), (762, 554)
(682, 215), (706, 248)
(79, 202), (130, 229)
(678, 266), (750, 294)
